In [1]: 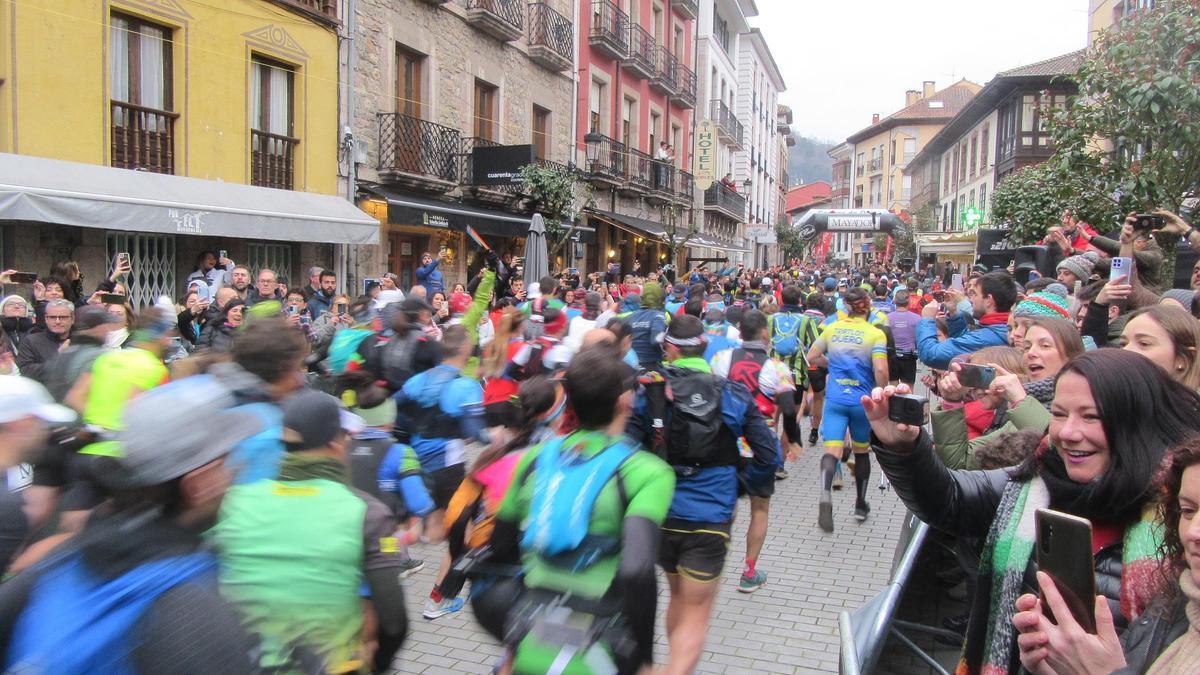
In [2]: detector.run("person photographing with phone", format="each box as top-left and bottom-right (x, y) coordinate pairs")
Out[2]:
(863, 349), (1200, 673)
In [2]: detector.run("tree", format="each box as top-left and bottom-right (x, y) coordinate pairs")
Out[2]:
(519, 163), (594, 269)
(659, 203), (698, 271)
(776, 216), (814, 262)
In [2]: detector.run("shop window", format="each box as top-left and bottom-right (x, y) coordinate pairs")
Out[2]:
(246, 242), (293, 285)
(106, 232), (175, 308)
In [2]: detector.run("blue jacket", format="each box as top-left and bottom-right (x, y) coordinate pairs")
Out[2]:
(394, 364), (485, 471)
(415, 259), (444, 296)
(306, 290), (332, 319)
(916, 312), (1009, 370)
(627, 307), (668, 369)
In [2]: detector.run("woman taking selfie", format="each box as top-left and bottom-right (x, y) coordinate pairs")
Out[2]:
(1119, 304), (1200, 391)
(1014, 436), (1200, 674)
(1021, 317), (1085, 407)
(864, 349), (1200, 673)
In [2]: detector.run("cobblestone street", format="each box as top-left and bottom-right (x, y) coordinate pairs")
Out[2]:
(396, 418), (911, 674)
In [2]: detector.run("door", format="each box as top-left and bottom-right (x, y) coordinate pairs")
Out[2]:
(388, 233), (424, 291)
(395, 47), (424, 174)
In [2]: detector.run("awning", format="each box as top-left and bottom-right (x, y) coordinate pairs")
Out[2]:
(365, 185), (593, 241)
(588, 208), (667, 239)
(917, 230), (977, 255)
(0, 152), (380, 244)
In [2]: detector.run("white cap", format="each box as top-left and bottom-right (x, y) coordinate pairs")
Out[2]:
(0, 376), (76, 425)
(761, 277), (773, 287)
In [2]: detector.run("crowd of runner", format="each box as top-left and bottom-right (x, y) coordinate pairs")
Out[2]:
(0, 207), (1198, 673)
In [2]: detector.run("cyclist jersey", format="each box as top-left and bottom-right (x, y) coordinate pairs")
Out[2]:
(822, 307), (889, 329)
(811, 316), (887, 406)
(80, 348), (169, 457)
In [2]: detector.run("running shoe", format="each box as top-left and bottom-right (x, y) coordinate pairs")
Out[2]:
(853, 500), (871, 522)
(422, 596), (465, 620)
(832, 462), (844, 490)
(738, 570), (767, 593)
(775, 466), (789, 480)
(818, 499), (834, 533)
(397, 558), (425, 580)
(808, 428), (819, 446)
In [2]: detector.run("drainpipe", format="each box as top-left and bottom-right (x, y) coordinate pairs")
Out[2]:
(338, 0), (358, 296)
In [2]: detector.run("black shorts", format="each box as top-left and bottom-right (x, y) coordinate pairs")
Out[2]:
(889, 354), (918, 385)
(808, 367), (828, 394)
(62, 452), (107, 513)
(659, 519), (731, 583)
(737, 462), (777, 499)
(428, 464), (466, 511)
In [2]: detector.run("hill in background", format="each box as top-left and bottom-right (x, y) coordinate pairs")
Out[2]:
(787, 135), (835, 186)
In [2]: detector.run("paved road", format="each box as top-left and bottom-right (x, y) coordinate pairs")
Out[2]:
(395, 417), (911, 674)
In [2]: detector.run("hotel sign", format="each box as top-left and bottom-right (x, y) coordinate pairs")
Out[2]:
(693, 119), (717, 191)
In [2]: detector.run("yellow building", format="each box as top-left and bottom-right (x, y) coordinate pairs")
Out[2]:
(0, 0), (375, 306)
(842, 80), (981, 265)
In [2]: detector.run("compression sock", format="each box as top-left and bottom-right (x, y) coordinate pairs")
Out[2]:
(854, 453), (872, 507)
(429, 586), (443, 603)
(820, 454), (837, 501)
(744, 559), (757, 577)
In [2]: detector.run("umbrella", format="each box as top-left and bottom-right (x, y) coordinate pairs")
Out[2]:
(524, 213), (549, 297)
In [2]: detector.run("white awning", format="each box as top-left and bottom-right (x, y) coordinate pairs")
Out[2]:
(0, 153), (380, 244)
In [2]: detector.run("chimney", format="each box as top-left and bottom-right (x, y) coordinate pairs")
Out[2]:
(922, 80), (935, 99)
(871, 113), (880, 125)
(905, 89), (920, 107)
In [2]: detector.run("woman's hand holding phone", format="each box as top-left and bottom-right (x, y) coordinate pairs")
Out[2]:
(1013, 572), (1125, 675)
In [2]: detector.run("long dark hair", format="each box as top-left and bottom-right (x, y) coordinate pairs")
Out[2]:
(1018, 350), (1200, 520)
(470, 375), (559, 475)
(1156, 436), (1200, 579)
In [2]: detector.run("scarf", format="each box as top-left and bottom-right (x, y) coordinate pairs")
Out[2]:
(959, 475), (1164, 675)
(277, 454), (349, 485)
(978, 311), (1010, 327)
(1023, 378), (1056, 410)
(1147, 573), (1200, 674)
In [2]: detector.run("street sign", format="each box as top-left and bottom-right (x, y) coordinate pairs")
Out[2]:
(693, 119), (717, 191)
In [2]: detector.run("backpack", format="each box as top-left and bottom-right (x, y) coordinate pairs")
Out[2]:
(646, 367), (739, 468)
(727, 348), (775, 420)
(770, 313), (804, 359)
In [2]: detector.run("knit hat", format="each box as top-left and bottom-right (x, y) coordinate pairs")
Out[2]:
(1056, 251), (1100, 281)
(1161, 288), (1196, 310)
(823, 277), (837, 291)
(1013, 285), (1071, 319)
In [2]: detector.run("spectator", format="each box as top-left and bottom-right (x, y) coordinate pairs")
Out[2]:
(176, 289), (210, 347)
(306, 269), (336, 319)
(227, 266), (252, 301)
(1055, 251), (1100, 288)
(300, 265), (323, 302)
(867, 349), (1200, 673)
(0, 296), (33, 355)
(1009, 284), (1072, 349)
(0, 376), (258, 672)
(41, 305), (120, 403)
(312, 293), (354, 353)
(282, 289), (315, 342)
(246, 268), (281, 306)
(185, 250), (234, 292)
(15, 299), (73, 383)
(1161, 288), (1197, 314)
(46, 261), (85, 306)
(1119, 304), (1200, 390)
(917, 271), (1016, 369)
(415, 251), (445, 297)
(199, 299), (245, 352)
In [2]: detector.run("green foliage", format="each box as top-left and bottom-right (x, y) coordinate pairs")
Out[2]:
(519, 163), (593, 267)
(776, 219), (812, 261)
(989, 164), (1119, 244)
(659, 204), (697, 265)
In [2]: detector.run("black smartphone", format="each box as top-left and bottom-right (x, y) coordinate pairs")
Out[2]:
(99, 293), (126, 305)
(6, 272), (38, 284)
(1035, 508), (1097, 633)
(336, 302), (348, 316)
(1133, 214), (1165, 231)
(957, 364), (997, 389)
(888, 394), (929, 426)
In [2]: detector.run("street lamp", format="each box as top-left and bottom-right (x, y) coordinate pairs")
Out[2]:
(583, 131), (605, 169)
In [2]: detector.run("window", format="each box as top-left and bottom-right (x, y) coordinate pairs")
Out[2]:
(969, 134), (978, 177)
(869, 176), (882, 206)
(250, 56), (296, 189)
(110, 13), (175, 173)
(890, 140), (896, 165)
(853, 185), (864, 208)
(106, 232), (175, 309)
(396, 45), (424, 117)
(713, 13), (730, 52)
(473, 79), (498, 141)
(958, 142), (968, 182)
(649, 111), (661, 151)
(943, 155), (951, 192)
(856, 152), (865, 176)
(997, 100), (1017, 163)
(589, 79), (606, 134)
(902, 175), (912, 201)
(652, 5), (663, 42)
(671, 124), (681, 164)
(978, 183), (987, 217)
(674, 25), (684, 58)
(980, 124), (989, 173)
(622, 97), (636, 148)
(533, 106), (550, 160)
(246, 242), (293, 286)
(903, 138), (916, 164)
(968, 189), (975, 210)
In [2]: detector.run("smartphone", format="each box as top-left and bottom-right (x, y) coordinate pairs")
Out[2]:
(194, 284), (213, 305)
(1035, 508), (1097, 634)
(888, 394), (929, 427)
(299, 315), (310, 327)
(336, 302), (348, 316)
(218, 249), (228, 262)
(957, 363), (996, 389)
(949, 273), (964, 292)
(1109, 256), (1132, 283)
(1132, 214), (1164, 232)
(6, 272), (38, 284)
(116, 252), (130, 269)
(98, 293), (125, 305)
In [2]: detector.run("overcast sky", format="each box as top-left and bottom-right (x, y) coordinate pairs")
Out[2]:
(755, 0), (1089, 142)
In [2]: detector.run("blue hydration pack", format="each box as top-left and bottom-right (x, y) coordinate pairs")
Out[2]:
(7, 551), (217, 674)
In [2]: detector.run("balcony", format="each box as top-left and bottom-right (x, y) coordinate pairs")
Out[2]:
(582, 133), (627, 187)
(650, 46), (677, 95)
(251, 129), (298, 190)
(672, 0), (697, 18)
(589, 0), (628, 59)
(377, 112), (460, 192)
(622, 147), (654, 195)
(704, 182), (746, 221)
(624, 24), (656, 79)
(110, 101), (178, 174)
(276, 0), (338, 24)
(709, 99), (743, 148)
(527, 2), (572, 72)
(646, 160), (676, 203)
(672, 169), (695, 205)
(466, 0), (524, 42)
(868, 157), (883, 173)
(671, 62), (696, 109)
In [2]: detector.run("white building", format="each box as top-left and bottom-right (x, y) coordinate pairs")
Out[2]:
(738, 28), (786, 267)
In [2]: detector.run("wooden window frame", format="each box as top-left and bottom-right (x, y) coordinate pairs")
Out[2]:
(532, 105), (550, 160)
(474, 79), (498, 141)
(251, 55), (295, 136)
(396, 45), (424, 118)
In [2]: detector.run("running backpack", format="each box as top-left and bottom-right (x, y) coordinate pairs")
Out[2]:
(380, 330), (421, 389)
(770, 313), (804, 359)
(655, 367), (739, 468)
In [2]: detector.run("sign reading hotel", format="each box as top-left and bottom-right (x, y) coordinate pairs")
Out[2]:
(693, 120), (717, 191)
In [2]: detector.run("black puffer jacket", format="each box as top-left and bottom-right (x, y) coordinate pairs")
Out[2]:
(1114, 588), (1188, 674)
(873, 430), (1131, 662)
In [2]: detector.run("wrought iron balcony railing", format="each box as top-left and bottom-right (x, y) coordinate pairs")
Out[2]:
(377, 112), (460, 183)
(527, 2), (572, 71)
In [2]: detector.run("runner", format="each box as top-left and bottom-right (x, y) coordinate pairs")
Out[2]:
(805, 287), (889, 532)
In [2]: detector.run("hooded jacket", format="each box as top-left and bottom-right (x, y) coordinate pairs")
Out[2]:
(627, 283), (669, 369)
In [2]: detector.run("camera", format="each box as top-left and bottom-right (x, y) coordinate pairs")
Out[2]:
(1132, 214), (1165, 232)
(888, 394), (929, 427)
(956, 364), (996, 389)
